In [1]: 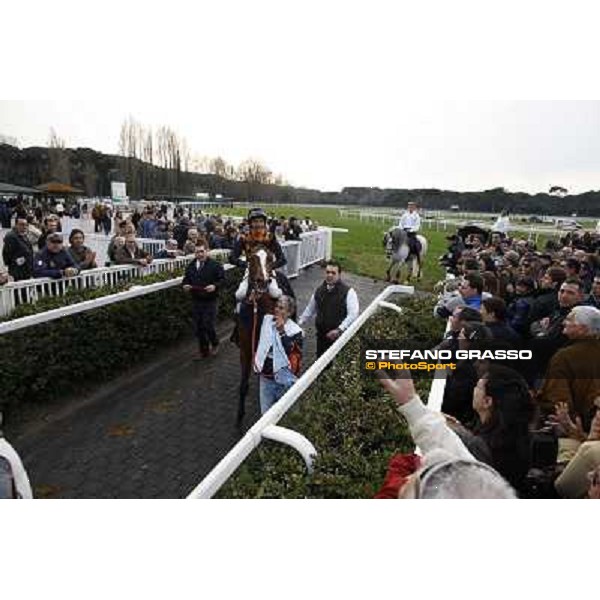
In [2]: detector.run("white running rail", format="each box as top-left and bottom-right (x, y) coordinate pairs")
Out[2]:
(0, 257), (194, 318)
(186, 284), (415, 499)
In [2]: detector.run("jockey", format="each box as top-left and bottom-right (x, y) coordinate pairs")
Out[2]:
(492, 209), (511, 235)
(230, 207), (287, 270)
(231, 207), (286, 302)
(398, 201), (422, 258)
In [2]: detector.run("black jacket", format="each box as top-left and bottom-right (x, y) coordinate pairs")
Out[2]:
(33, 247), (78, 279)
(2, 229), (34, 281)
(486, 321), (520, 344)
(182, 258), (225, 302)
(528, 288), (559, 324)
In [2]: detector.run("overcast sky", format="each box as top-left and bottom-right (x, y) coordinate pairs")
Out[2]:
(3, 99), (598, 195)
(2, 3), (600, 195)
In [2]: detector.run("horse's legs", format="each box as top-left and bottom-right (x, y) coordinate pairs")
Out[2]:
(237, 325), (252, 428)
(237, 365), (250, 428)
(408, 256), (416, 281)
(390, 260), (400, 284)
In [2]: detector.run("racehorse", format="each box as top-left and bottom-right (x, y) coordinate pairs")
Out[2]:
(236, 248), (279, 427)
(383, 227), (428, 283)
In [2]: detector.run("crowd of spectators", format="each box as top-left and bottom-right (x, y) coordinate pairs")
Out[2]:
(4, 197), (599, 499)
(1, 198), (318, 284)
(424, 226), (600, 498)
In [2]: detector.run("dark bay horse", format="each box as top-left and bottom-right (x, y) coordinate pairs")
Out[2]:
(236, 249), (278, 426)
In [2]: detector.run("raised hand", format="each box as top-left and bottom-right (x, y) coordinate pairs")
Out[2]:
(377, 372), (417, 407)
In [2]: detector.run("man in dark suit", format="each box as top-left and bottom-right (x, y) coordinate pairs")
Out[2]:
(183, 243), (225, 359)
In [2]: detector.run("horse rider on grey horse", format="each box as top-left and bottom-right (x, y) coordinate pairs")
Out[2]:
(397, 201), (422, 258)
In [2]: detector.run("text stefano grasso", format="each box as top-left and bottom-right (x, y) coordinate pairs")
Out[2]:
(364, 349), (533, 361)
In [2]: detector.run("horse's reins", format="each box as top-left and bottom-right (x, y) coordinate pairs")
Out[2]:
(250, 293), (259, 371)
(246, 251), (274, 372)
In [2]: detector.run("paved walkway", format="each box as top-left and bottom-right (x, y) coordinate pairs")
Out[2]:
(10, 267), (388, 498)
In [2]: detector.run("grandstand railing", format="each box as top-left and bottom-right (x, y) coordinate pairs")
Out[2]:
(186, 284), (415, 499)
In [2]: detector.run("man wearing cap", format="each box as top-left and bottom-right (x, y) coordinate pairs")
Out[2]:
(397, 201), (422, 259)
(33, 233), (79, 279)
(230, 207), (287, 270)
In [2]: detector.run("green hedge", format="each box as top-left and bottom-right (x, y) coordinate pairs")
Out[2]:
(216, 296), (445, 498)
(0, 268), (242, 414)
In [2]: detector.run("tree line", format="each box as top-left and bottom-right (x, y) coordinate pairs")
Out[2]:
(1, 124), (600, 215)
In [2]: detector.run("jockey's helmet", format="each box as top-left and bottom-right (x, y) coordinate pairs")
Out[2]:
(248, 207), (268, 223)
(247, 207), (269, 242)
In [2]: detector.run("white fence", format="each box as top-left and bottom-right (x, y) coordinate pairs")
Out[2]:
(279, 229), (332, 278)
(0, 257), (192, 318)
(186, 284), (454, 499)
(186, 284), (415, 499)
(0, 228), (338, 319)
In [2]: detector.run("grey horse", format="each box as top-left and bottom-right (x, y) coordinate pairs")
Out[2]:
(383, 227), (428, 283)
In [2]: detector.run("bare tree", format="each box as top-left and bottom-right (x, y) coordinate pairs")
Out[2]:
(119, 116), (148, 159)
(118, 116), (148, 196)
(237, 158), (273, 184)
(48, 127), (66, 149)
(179, 137), (191, 173)
(190, 154), (211, 173)
(143, 127), (154, 165)
(47, 127), (70, 183)
(208, 156), (233, 178)
(236, 158), (274, 201)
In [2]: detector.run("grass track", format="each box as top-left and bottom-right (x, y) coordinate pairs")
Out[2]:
(219, 205), (447, 290)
